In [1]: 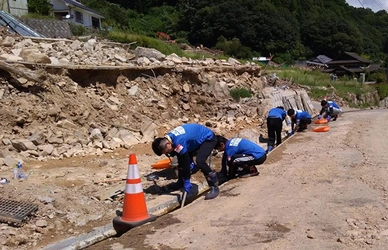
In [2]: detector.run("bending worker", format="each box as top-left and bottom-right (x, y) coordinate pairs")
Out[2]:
(318, 100), (342, 121)
(152, 123), (219, 200)
(266, 106), (287, 153)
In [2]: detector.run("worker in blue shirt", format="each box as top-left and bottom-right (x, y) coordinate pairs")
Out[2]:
(266, 106), (287, 153)
(318, 100), (342, 121)
(287, 109), (312, 134)
(215, 136), (267, 184)
(152, 123), (219, 200)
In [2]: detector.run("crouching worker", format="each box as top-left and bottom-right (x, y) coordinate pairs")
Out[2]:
(318, 100), (341, 122)
(215, 136), (267, 184)
(152, 123), (219, 200)
(287, 109), (312, 134)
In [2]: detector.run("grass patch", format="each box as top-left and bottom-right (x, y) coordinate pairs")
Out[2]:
(230, 87), (252, 102)
(265, 68), (380, 107)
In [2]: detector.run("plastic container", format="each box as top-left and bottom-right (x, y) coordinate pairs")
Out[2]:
(16, 162), (25, 179)
(13, 167), (18, 180)
(0, 177), (9, 184)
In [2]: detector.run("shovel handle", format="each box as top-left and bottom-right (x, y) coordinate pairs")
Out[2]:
(181, 191), (187, 208)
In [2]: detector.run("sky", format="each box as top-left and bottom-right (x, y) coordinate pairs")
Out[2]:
(346, 0), (388, 12)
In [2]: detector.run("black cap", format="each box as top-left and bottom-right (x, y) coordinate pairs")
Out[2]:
(152, 137), (164, 156)
(321, 100), (327, 106)
(287, 109), (295, 116)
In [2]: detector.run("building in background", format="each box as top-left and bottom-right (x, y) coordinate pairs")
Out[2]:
(50, 0), (104, 29)
(0, 0), (28, 16)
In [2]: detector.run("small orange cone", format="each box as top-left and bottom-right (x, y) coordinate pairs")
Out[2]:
(113, 154), (157, 235)
(314, 118), (328, 124)
(151, 158), (172, 169)
(313, 126), (330, 132)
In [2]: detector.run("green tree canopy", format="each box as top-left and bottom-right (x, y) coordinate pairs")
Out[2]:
(27, 0), (52, 16)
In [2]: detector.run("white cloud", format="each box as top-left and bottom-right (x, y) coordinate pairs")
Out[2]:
(346, 0), (388, 12)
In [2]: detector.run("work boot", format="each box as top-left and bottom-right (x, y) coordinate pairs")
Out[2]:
(217, 172), (229, 185)
(205, 171), (219, 200)
(240, 166), (259, 178)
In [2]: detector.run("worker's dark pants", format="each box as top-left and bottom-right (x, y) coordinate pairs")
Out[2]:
(228, 154), (267, 178)
(267, 117), (283, 147)
(298, 118), (312, 131)
(192, 135), (217, 177)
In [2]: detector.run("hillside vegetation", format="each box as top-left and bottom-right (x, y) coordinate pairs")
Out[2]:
(80, 0), (388, 65)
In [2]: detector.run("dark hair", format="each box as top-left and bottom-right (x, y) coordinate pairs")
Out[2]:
(215, 135), (227, 148)
(321, 100), (328, 106)
(287, 109), (295, 116)
(152, 137), (164, 156)
(276, 106), (284, 110)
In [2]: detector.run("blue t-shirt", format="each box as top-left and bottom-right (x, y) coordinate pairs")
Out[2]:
(295, 110), (311, 120)
(167, 124), (214, 155)
(268, 107), (287, 120)
(225, 138), (266, 162)
(320, 101), (340, 115)
(327, 101), (340, 109)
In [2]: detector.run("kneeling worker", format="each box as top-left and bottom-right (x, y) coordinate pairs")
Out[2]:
(215, 136), (267, 184)
(318, 100), (341, 121)
(287, 109), (312, 134)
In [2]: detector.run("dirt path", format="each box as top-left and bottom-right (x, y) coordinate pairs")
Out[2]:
(89, 109), (388, 250)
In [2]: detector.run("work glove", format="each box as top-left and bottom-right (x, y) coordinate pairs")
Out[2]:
(267, 146), (273, 153)
(183, 178), (192, 193)
(189, 161), (196, 171)
(327, 115), (331, 122)
(317, 115), (322, 120)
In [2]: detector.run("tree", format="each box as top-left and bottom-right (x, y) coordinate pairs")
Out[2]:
(28, 0), (52, 16)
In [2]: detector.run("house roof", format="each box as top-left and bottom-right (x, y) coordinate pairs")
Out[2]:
(322, 64), (380, 74)
(344, 52), (371, 63)
(306, 55), (332, 67)
(316, 55), (332, 64)
(339, 65), (364, 73)
(363, 63), (381, 71)
(0, 10), (44, 37)
(61, 0), (104, 18)
(327, 60), (368, 65)
(327, 51), (371, 65)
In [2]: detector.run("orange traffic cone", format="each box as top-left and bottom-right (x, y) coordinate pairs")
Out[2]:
(113, 154), (157, 235)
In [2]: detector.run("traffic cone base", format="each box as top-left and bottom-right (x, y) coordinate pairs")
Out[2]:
(113, 154), (157, 235)
(113, 214), (157, 236)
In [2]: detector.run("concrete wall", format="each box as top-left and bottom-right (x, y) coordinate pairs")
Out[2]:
(0, 0), (28, 16)
(271, 89), (316, 115)
(19, 17), (72, 38)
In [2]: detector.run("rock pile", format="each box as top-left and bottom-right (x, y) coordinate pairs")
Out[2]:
(0, 31), (270, 167)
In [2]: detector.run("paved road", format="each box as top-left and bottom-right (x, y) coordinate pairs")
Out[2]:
(89, 109), (388, 250)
